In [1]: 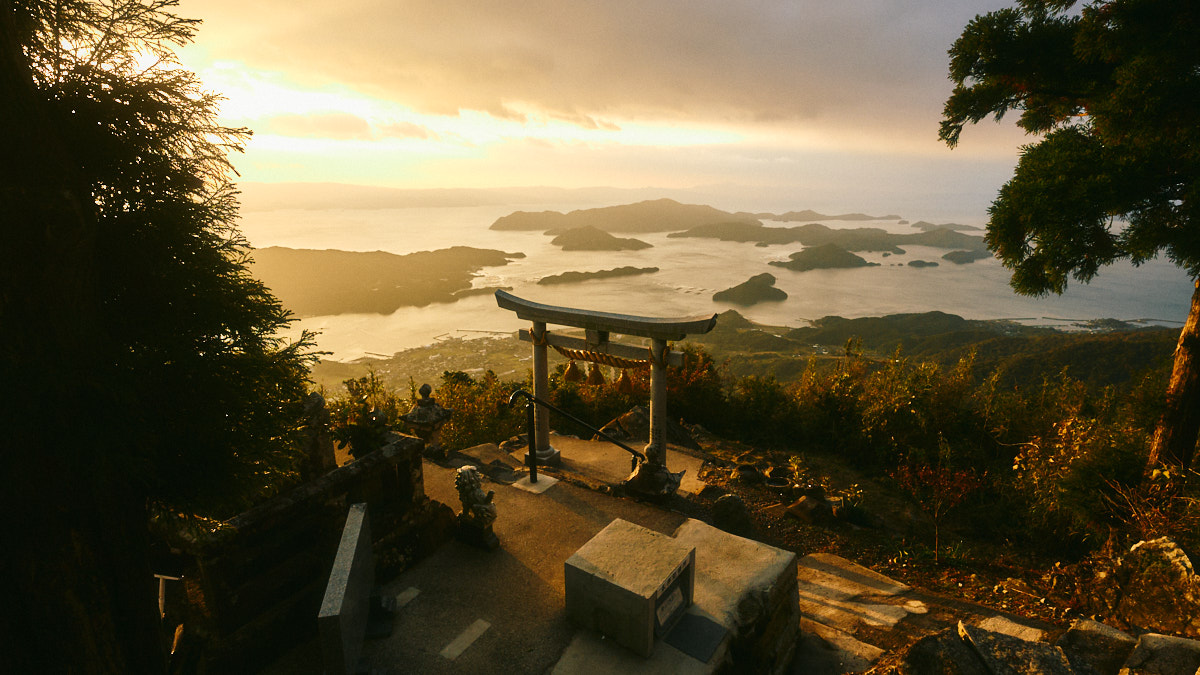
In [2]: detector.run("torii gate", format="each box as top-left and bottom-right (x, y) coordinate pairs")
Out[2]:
(495, 290), (717, 495)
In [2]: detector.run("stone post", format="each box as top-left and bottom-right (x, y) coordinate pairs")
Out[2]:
(401, 384), (452, 459)
(530, 321), (560, 465)
(646, 338), (668, 467)
(625, 339), (681, 497)
(302, 392), (337, 482)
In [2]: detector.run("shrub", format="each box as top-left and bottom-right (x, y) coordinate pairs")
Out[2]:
(892, 448), (983, 563)
(434, 370), (525, 451)
(328, 370), (409, 459)
(1011, 393), (1147, 552)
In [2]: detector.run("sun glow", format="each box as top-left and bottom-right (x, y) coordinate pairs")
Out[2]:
(189, 60), (740, 152)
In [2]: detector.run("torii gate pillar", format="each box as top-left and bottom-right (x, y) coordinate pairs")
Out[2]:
(529, 320), (560, 466)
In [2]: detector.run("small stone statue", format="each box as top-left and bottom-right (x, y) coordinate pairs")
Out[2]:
(401, 384), (452, 459)
(454, 466), (499, 550)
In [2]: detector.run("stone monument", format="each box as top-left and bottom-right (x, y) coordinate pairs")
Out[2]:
(564, 519), (695, 656)
(401, 383), (452, 460)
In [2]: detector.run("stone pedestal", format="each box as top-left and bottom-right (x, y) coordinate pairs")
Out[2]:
(564, 519), (695, 657)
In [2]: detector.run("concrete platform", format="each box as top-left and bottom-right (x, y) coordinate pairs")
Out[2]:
(533, 433), (708, 495)
(261, 453), (1066, 675)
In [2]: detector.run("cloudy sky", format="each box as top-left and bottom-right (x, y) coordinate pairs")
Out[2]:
(176, 0), (1029, 217)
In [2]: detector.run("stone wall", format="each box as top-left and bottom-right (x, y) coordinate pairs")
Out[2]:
(165, 435), (451, 672)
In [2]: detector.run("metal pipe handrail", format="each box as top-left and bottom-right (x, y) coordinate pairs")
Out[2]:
(508, 389), (646, 483)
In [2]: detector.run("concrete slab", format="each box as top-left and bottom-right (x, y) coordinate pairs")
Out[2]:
(674, 519), (797, 632)
(801, 617), (884, 671)
(796, 552), (922, 638)
(798, 553), (910, 597)
(512, 474), (559, 494)
(976, 615), (1046, 642)
(551, 626), (712, 675)
(455, 443), (525, 483)
(359, 460), (688, 675)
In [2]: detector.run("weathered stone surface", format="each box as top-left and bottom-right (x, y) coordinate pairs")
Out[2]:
(796, 553), (917, 639)
(673, 518), (798, 675)
(712, 493), (756, 537)
(958, 621), (1074, 675)
(319, 504), (375, 675)
(1118, 633), (1200, 675)
(1056, 618), (1137, 675)
(456, 443), (524, 483)
(1114, 538), (1200, 638)
(803, 617), (885, 672)
(564, 519), (696, 657)
(898, 628), (990, 675)
(975, 615), (1046, 643)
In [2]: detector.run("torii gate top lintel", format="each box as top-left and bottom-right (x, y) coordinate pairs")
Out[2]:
(494, 289), (717, 341)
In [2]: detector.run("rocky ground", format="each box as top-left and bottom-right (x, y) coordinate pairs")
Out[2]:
(673, 431), (1088, 632)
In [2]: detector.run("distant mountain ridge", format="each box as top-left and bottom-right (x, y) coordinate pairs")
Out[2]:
(249, 246), (522, 316)
(748, 209), (902, 221)
(669, 221), (987, 255)
(490, 198), (757, 233)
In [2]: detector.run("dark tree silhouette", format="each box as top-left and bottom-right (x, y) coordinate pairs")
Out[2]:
(1, 1), (313, 671)
(941, 0), (1200, 469)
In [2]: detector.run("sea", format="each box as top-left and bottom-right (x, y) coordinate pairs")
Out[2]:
(235, 204), (1195, 362)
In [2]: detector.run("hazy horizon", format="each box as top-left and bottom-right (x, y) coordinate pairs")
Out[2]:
(177, 1), (1028, 219)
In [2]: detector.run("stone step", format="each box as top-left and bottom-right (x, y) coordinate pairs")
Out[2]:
(792, 553), (1060, 674)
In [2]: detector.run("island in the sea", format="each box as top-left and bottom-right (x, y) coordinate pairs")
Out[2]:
(549, 226), (652, 251)
(537, 266), (659, 285)
(768, 244), (880, 272)
(249, 246), (523, 316)
(910, 220), (981, 232)
(942, 249), (993, 264)
(490, 198), (757, 233)
(670, 221), (988, 255)
(713, 273), (788, 306)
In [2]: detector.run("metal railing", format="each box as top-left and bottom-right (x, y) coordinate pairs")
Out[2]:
(507, 389), (646, 483)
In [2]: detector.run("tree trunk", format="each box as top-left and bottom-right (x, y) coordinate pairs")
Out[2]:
(1147, 279), (1200, 469)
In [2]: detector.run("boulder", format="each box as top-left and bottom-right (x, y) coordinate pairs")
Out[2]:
(898, 628), (990, 675)
(1055, 618), (1137, 675)
(712, 494), (756, 538)
(1118, 633), (1200, 675)
(958, 621), (1074, 674)
(1114, 538), (1200, 638)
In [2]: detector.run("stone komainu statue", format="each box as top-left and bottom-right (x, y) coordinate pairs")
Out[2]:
(454, 466), (496, 529)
